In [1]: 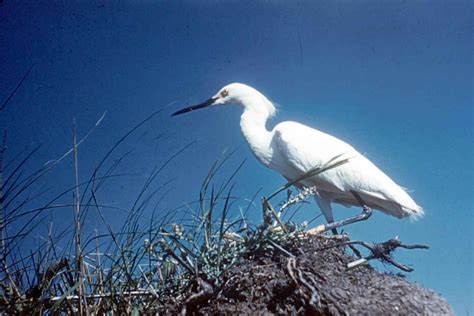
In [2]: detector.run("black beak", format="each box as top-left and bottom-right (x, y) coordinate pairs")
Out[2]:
(171, 97), (218, 116)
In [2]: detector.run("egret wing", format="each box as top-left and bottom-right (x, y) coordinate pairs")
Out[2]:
(272, 121), (423, 218)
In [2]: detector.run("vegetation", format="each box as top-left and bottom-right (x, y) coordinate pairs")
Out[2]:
(0, 108), (451, 314)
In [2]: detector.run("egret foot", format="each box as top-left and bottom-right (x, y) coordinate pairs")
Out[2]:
(306, 225), (326, 236)
(322, 206), (372, 233)
(317, 191), (373, 234)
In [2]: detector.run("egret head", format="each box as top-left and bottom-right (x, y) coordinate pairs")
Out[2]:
(172, 83), (276, 117)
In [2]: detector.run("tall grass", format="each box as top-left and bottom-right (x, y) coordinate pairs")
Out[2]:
(0, 104), (351, 314)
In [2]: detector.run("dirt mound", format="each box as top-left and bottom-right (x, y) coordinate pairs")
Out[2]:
(159, 235), (453, 315)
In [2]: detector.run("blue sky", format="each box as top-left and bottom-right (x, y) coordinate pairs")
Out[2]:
(1, 0), (472, 313)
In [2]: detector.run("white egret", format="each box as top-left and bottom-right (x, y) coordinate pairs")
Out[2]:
(172, 83), (423, 232)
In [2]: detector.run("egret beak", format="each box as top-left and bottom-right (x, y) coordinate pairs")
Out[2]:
(171, 97), (218, 116)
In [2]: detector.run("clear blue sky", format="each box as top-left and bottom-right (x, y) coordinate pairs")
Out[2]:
(1, 1), (472, 313)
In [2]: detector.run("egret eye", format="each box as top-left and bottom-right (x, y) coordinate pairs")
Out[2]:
(220, 89), (229, 98)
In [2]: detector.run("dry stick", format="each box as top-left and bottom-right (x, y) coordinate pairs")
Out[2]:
(181, 277), (214, 316)
(316, 237), (429, 272)
(1, 113), (107, 281)
(72, 119), (84, 315)
(46, 289), (157, 302)
(158, 236), (195, 275)
(267, 239), (294, 258)
(138, 265), (159, 299)
(346, 238), (429, 272)
(94, 229), (103, 307)
(262, 198), (288, 233)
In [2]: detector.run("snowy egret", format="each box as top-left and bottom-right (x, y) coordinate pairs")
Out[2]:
(172, 83), (423, 232)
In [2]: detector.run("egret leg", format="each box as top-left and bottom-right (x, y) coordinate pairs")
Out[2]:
(320, 190), (372, 233)
(313, 194), (339, 235)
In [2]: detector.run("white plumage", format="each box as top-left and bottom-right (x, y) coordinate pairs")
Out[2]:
(173, 83), (423, 226)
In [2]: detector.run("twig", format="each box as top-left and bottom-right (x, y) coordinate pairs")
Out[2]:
(181, 277), (214, 315)
(279, 186), (317, 213)
(317, 236), (429, 272)
(158, 238), (195, 275)
(286, 258), (322, 312)
(267, 239), (294, 258)
(46, 289), (157, 302)
(72, 119), (83, 315)
(262, 198), (287, 233)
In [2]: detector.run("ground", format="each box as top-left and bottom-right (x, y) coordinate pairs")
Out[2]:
(155, 234), (453, 315)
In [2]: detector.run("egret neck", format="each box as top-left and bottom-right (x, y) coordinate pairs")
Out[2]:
(239, 98), (274, 167)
